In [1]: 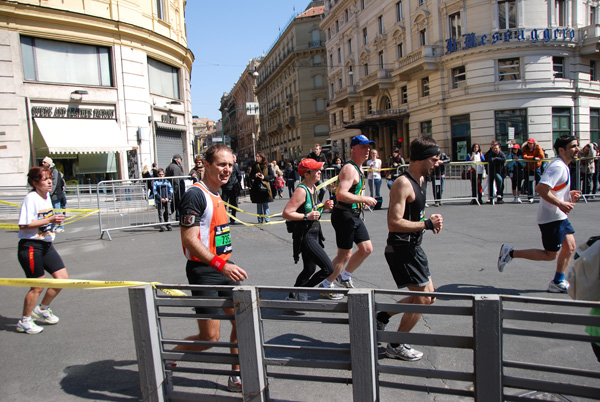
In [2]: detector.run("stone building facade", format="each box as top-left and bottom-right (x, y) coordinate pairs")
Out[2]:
(321, 0), (600, 162)
(0, 0), (193, 186)
(254, 1), (330, 163)
(220, 58), (262, 162)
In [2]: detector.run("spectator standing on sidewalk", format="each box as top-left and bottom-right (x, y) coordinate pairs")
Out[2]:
(507, 144), (525, 203)
(221, 153), (242, 224)
(387, 147), (406, 190)
(189, 155), (205, 184)
(591, 142), (599, 197)
(16, 166), (68, 334)
(484, 141), (507, 204)
(376, 136), (443, 361)
(175, 144), (248, 393)
(431, 152), (451, 207)
(283, 162), (298, 198)
(580, 143), (596, 196)
(329, 135), (378, 292)
(366, 149), (383, 199)
(153, 169), (173, 232)
(498, 135), (582, 293)
(522, 138), (546, 203)
(165, 154), (185, 220)
(466, 144), (485, 205)
(41, 157), (66, 233)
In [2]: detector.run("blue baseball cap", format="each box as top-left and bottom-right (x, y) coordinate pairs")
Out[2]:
(350, 135), (375, 147)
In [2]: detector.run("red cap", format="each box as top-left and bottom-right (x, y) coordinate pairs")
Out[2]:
(298, 158), (324, 176)
(527, 138), (536, 144)
(512, 144), (520, 149)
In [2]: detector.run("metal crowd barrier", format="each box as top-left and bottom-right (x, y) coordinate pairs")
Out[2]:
(97, 176), (189, 240)
(129, 285), (600, 402)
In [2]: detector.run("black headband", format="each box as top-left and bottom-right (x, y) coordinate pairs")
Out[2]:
(412, 145), (441, 161)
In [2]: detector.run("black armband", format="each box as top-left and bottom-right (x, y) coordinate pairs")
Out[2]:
(424, 219), (434, 231)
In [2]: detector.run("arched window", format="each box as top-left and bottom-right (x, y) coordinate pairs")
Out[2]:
(380, 96), (392, 110)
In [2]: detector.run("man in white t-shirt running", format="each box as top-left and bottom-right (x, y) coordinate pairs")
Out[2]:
(497, 135), (581, 293)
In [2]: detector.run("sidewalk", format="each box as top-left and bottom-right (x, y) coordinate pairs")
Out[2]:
(0, 186), (598, 401)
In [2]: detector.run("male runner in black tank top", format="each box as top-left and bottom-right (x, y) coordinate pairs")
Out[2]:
(327, 135), (378, 293)
(376, 136), (444, 362)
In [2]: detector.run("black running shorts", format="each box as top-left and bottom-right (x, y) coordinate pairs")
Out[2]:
(384, 244), (431, 289)
(331, 208), (370, 250)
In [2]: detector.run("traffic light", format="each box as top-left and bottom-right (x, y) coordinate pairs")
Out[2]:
(397, 138), (403, 145)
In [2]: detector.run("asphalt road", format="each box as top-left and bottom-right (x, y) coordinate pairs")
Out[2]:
(0, 184), (598, 401)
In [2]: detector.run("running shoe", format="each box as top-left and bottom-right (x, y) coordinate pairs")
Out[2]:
(227, 375), (242, 392)
(335, 276), (354, 289)
(16, 319), (43, 334)
(32, 306), (59, 324)
(548, 280), (570, 293)
(497, 244), (513, 272)
(385, 343), (423, 361)
(319, 283), (344, 300)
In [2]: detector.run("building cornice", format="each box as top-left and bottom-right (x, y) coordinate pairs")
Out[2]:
(0, 1), (194, 71)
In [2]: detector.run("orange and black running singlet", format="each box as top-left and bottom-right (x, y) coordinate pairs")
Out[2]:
(183, 182), (232, 262)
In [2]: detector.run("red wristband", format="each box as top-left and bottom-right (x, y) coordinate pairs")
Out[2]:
(210, 255), (227, 272)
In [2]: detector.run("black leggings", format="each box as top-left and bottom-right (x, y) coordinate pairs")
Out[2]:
(294, 224), (334, 289)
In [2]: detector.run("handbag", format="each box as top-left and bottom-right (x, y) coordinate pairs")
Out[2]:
(257, 181), (269, 193)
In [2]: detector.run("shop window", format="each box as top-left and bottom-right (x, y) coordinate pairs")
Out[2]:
(452, 66), (466, 88)
(148, 57), (180, 99)
(451, 114), (471, 161)
(495, 109), (527, 152)
(498, 58), (520, 81)
(21, 36), (112, 86)
(552, 108), (571, 144)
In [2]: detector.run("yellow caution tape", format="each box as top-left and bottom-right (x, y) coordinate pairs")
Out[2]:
(0, 207), (99, 231)
(0, 278), (186, 297)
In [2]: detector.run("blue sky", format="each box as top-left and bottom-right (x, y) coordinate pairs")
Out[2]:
(185, 1), (315, 121)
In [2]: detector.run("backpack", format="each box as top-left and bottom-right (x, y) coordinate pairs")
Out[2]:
(566, 236), (600, 301)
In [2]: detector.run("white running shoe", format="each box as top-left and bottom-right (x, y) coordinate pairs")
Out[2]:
(319, 283), (344, 300)
(497, 244), (513, 272)
(227, 375), (242, 392)
(548, 280), (570, 293)
(32, 306), (59, 324)
(385, 344), (423, 361)
(16, 319), (43, 334)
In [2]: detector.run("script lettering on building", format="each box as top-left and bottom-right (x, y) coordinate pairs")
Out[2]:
(31, 106), (115, 119)
(445, 27), (577, 55)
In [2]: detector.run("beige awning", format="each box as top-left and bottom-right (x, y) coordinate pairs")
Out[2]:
(34, 118), (131, 154)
